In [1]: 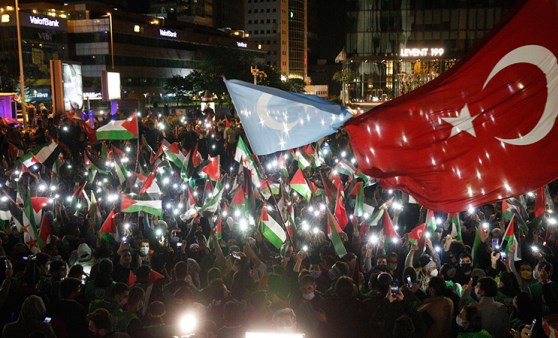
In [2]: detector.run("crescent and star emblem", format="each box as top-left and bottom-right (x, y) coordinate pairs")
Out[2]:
(443, 45), (558, 145)
(256, 93), (299, 131)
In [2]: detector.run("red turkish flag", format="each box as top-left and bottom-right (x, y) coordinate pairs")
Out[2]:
(345, 0), (558, 212)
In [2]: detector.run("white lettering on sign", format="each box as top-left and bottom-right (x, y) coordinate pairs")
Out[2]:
(400, 48), (445, 57)
(236, 41), (248, 48)
(29, 16), (60, 27)
(159, 29), (177, 38)
(33, 92), (49, 98)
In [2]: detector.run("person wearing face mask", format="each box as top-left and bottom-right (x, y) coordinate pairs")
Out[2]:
(291, 274), (326, 337)
(454, 253), (474, 285)
(514, 261), (536, 292)
(456, 304), (492, 337)
(137, 240), (151, 266)
(528, 261), (558, 336)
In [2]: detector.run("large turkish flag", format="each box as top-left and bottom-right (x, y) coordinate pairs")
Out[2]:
(345, 0), (558, 212)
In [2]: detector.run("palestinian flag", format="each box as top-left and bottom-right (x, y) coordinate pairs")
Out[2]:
(139, 165), (159, 195)
(448, 212), (463, 241)
(20, 141), (61, 169)
(277, 153), (288, 178)
(214, 215), (222, 240)
(200, 155), (220, 181)
(353, 182), (365, 217)
(121, 195), (163, 217)
(383, 211), (400, 245)
(231, 186), (246, 211)
(96, 115), (138, 140)
(334, 186), (349, 230)
(260, 179), (279, 200)
(534, 186), (546, 218)
(38, 212), (53, 245)
(88, 191), (102, 232)
(31, 197), (50, 226)
(260, 204), (287, 250)
(99, 209), (118, 242)
(294, 149), (310, 170)
(472, 223), (482, 266)
(289, 168), (311, 201)
(502, 199), (528, 232)
(199, 180), (224, 213)
(333, 159), (356, 179)
(327, 209), (347, 257)
(135, 172), (162, 197)
(163, 142), (188, 173)
(114, 156), (131, 185)
(425, 209), (437, 233)
(234, 137), (261, 187)
(186, 186), (198, 209)
(286, 203), (296, 238)
(502, 215), (521, 261)
(408, 223), (426, 246)
(369, 196), (394, 226)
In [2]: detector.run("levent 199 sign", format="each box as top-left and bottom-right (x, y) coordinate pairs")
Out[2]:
(400, 48), (445, 57)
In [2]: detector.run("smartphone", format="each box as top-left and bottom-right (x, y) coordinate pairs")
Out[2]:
(176, 242), (183, 247)
(406, 275), (413, 288)
(500, 251), (507, 260)
(44, 317), (52, 324)
(390, 280), (399, 295)
(4, 260), (8, 269)
(492, 239), (500, 252)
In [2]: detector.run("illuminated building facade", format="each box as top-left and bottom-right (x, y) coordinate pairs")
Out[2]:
(344, 0), (520, 102)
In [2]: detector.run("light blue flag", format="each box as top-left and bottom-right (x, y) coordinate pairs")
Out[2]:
(224, 79), (352, 155)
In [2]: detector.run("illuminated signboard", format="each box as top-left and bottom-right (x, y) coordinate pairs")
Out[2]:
(236, 41), (248, 48)
(29, 15), (60, 28)
(400, 48), (444, 57)
(159, 29), (177, 38)
(101, 71), (121, 101)
(62, 62), (83, 111)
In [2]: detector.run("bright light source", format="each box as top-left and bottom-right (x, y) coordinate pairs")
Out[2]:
(178, 313), (198, 334)
(548, 218), (557, 225)
(369, 234), (379, 245)
(156, 229), (163, 236)
(302, 245), (308, 251)
(436, 217), (443, 225)
(468, 206), (476, 214)
(124, 223), (130, 230)
(482, 222), (489, 229)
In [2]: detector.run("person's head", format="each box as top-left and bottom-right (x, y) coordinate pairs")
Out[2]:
(459, 253), (473, 272)
(518, 261), (533, 281)
(272, 308), (297, 332)
(328, 261), (349, 281)
(207, 267), (222, 284)
(498, 271), (520, 296)
(375, 272), (394, 294)
(139, 240), (150, 257)
(376, 255), (388, 267)
(49, 260), (67, 280)
(127, 286), (145, 313)
(457, 304), (483, 331)
(147, 301), (166, 323)
(440, 263), (456, 281)
(135, 265), (151, 284)
(111, 282), (130, 307)
(68, 264), (87, 281)
(60, 277), (82, 299)
(87, 308), (113, 337)
(422, 259), (438, 278)
(427, 276), (446, 297)
(119, 250), (132, 268)
(98, 259), (113, 276)
(475, 277), (498, 298)
(173, 261), (188, 280)
(392, 315), (416, 338)
(298, 274), (316, 300)
(387, 252), (399, 272)
(35, 253), (50, 274)
(534, 261), (553, 283)
(335, 276), (355, 298)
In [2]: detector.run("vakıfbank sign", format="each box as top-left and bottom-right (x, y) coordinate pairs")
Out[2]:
(21, 13), (67, 30)
(29, 16), (60, 27)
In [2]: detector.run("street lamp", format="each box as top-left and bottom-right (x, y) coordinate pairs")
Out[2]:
(15, 0), (28, 129)
(106, 12), (114, 70)
(250, 65), (267, 85)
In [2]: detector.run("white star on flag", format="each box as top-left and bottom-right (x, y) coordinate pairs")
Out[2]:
(442, 103), (478, 138)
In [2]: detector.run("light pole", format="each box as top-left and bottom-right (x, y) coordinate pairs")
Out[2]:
(250, 66), (267, 85)
(15, 0), (28, 129)
(107, 12), (114, 70)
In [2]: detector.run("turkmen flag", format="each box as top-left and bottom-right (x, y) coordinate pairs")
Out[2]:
(289, 168), (311, 201)
(20, 141), (61, 169)
(96, 115), (139, 140)
(327, 209), (347, 257)
(260, 204), (287, 250)
(448, 212), (463, 241)
(121, 195), (163, 217)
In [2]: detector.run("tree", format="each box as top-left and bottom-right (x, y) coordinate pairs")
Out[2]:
(164, 75), (191, 105)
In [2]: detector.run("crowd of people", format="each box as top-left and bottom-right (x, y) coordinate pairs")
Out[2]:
(0, 104), (557, 338)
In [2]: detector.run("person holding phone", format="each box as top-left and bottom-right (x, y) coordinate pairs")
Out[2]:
(417, 277), (454, 337)
(1, 295), (57, 338)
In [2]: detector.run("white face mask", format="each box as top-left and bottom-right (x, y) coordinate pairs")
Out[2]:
(302, 292), (315, 301)
(429, 269), (439, 277)
(456, 316), (467, 328)
(140, 247), (149, 256)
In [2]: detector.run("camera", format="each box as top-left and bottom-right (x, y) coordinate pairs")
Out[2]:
(406, 275), (413, 288)
(44, 317), (52, 324)
(492, 239), (500, 253)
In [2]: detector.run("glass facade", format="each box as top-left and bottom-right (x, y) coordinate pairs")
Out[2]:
(344, 0), (519, 101)
(288, 0), (306, 79)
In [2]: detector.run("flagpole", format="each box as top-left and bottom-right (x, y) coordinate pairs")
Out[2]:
(250, 151), (296, 250)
